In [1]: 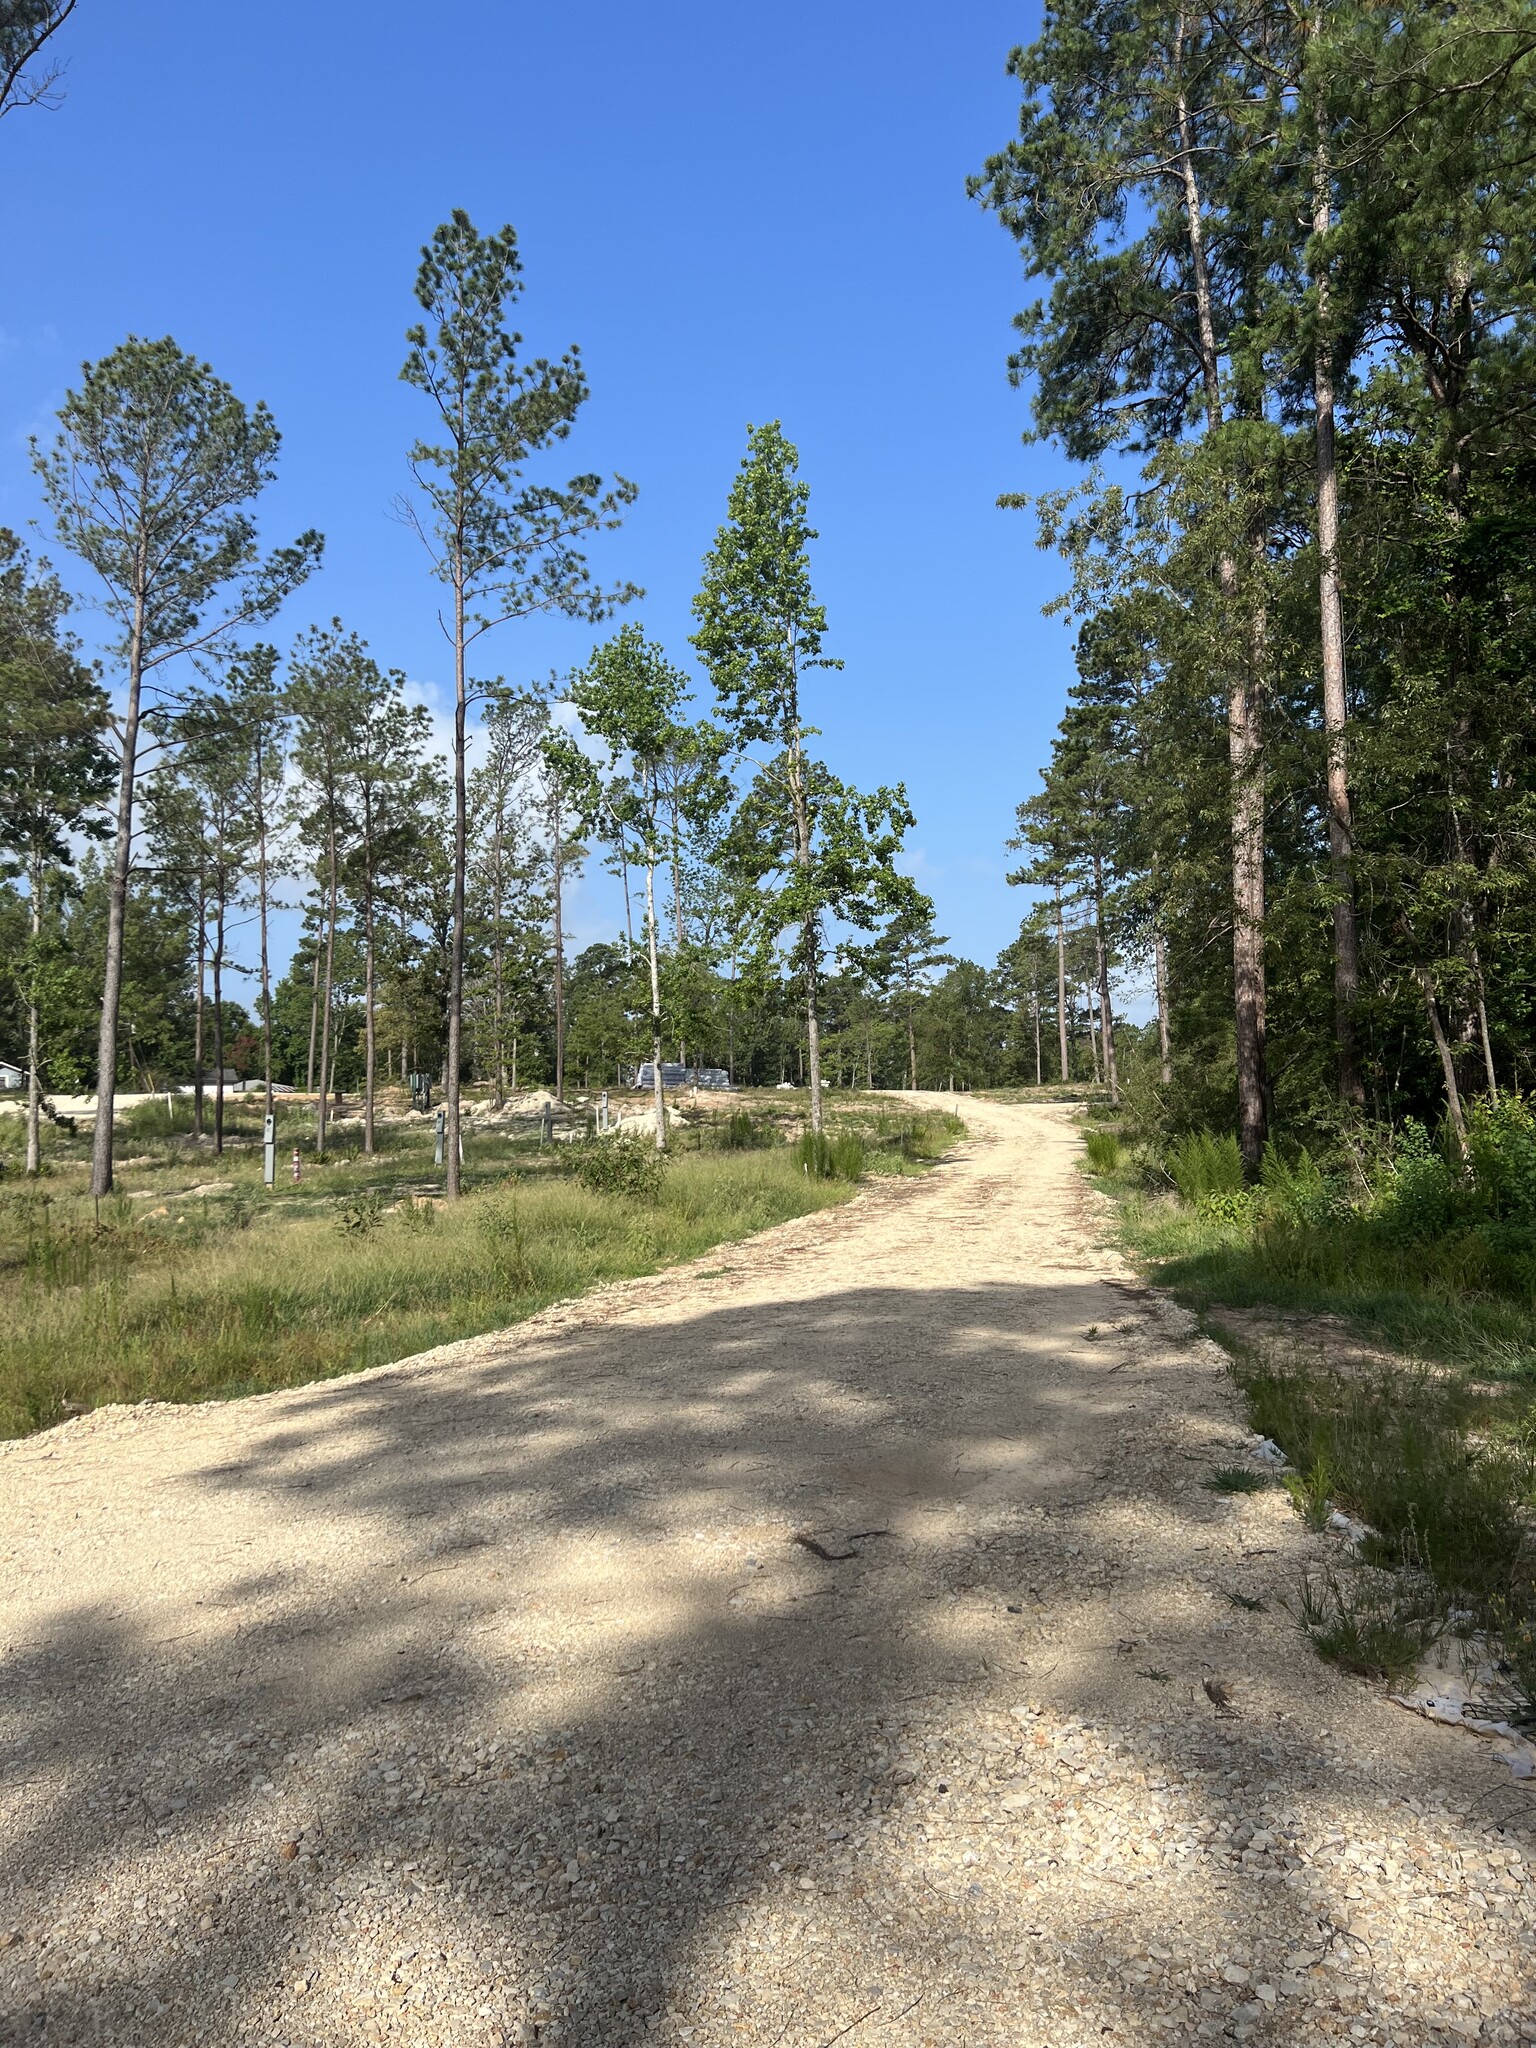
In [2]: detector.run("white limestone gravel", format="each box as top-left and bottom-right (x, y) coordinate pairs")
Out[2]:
(1, 1095), (1532, 2047)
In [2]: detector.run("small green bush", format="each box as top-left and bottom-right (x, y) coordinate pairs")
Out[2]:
(720, 1110), (774, 1150)
(1259, 1142), (1335, 1228)
(1196, 1188), (1255, 1226)
(335, 1190), (386, 1236)
(1167, 1130), (1246, 1204)
(574, 1136), (668, 1200)
(1084, 1129), (1121, 1174)
(798, 1131), (866, 1182)
(1292, 1564), (1443, 1687)
(1203, 1466), (1270, 1494)
(1373, 1119), (1463, 1243)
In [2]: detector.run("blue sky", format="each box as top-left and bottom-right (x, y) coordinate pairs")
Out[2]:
(0, 0), (1083, 973)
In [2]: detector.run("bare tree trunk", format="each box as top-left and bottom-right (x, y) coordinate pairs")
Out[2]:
(363, 856), (376, 1156)
(551, 792), (566, 1103)
(1085, 982), (1102, 1085)
(1415, 964), (1468, 1155)
(212, 889), (225, 1156)
(1311, 42), (1363, 1108)
(25, 858), (42, 1176)
(1033, 984), (1042, 1087)
(1154, 927), (1173, 1085)
(1176, 11), (1267, 1170)
(645, 850), (667, 1152)
(193, 862), (206, 1140)
(785, 660), (823, 1134)
(491, 806), (506, 1109)
(305, 932), (320, 1097)
(444, 570), (467, 1198)
(316, 820), (337, 1161)
(256, 748), (274, 1122)
(906, 997), (917, 1092)
(1091, 852), (1120, 1107)
(1054, 881), (1069, 1082)
(90, 598), (146, 1198)
(1232, 567), (1268, 1174)
(1472, 945), (1497, 1095)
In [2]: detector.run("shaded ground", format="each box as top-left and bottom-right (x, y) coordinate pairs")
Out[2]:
(1, 1096), (1532, 2047)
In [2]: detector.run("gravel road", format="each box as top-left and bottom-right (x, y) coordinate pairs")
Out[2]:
(2, 1096), (1532, 2047)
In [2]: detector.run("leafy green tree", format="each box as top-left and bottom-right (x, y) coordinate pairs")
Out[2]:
(224, 645), (287, 1116)
(973, 3), (1276, 1163)
(842, 878), (949, 1091)
(335, 663), (435, 1151)
(33, 336), (319, 1192)
(570, 625), (725, 1148)
(287, 624), (371, 1155)
(468, 690), (550, 1105)
(692, 422), (856, 1133)
(400, 209), (637, 1194)
(0, 531), (112, 1170)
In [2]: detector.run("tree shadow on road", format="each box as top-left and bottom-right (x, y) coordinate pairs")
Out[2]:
(0, 1280), (1521, 2045)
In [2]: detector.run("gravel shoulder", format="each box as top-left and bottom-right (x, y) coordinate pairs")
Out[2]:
(1, 1095), (1532, 2047)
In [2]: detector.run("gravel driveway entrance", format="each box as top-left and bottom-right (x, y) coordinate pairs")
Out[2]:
(1, 1097), (1531, 2046)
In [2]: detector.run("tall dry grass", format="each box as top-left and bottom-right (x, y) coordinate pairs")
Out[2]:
(0, 1150), (850, 1436)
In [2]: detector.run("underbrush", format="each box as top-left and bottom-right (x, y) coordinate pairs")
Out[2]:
(0, 1151), (852, 1437)
(0, 1101), (965, 1438)
(1081, 1098), (1536, 1716)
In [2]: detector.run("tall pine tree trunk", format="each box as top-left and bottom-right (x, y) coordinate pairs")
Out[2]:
(444, 568), (467, 1197)
(1177, 13), (1268, 1170)
(1312, 109), (1363, 1105)
(25, 858), (43, 1177)
(212, 887), (225, 1156)
(1054, 880), (1069, 1082)
(552, 795), (566, 1103)
(363, 851), (376, 1156)
(645, 847), (667, 1152)
(491, 809), (506, 1109)
(256, 747), (274, 1121)
(193, 864), (207, 1139)
(1154, 928), (1173, 1085)
(90, 593), (146, 1198)
(1091, 852), (1119, 1107)
(305, 935), (321, 1097)
(786, 719), (823, 1134)
(316, 818), (338, 1160)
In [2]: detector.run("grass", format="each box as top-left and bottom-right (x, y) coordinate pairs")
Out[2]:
(1080, 1119), (1536, 1717)
(0, 1091), (965, 1439)
(1084, 1129), (1121, 1174)
(1203, 1465), (1270, 1494)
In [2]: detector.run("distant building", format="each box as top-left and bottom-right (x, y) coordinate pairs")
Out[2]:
(0, 1060), (25, 1091)
(630, 1062), (734, 1091)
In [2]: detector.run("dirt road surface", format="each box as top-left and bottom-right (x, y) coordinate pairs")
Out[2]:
(2, 1097), (1532, 2046)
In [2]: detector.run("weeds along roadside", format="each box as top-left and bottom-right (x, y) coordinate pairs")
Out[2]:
(1076, 1107), (1536, 1720)
(0, 1093), (965, 1441)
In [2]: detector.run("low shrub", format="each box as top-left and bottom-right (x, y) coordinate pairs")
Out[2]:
(1084, 1129), (1121, 1174)
(1203, 1466), (1269, 1494)
(798, 1131), (866, 1182)
(1292, 1564), (1444, 1687)
(574, 1137), (668, 1200)
(719, 1110), (775, 1150)
(1167, 1130), (1245, 1204)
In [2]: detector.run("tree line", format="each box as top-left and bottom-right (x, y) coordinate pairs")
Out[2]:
(0, 205), (966, 1193)
(974, 0), (1536, 1166)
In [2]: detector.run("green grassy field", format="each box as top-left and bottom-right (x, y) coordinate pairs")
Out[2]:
(0, 1090), (963, 1438)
